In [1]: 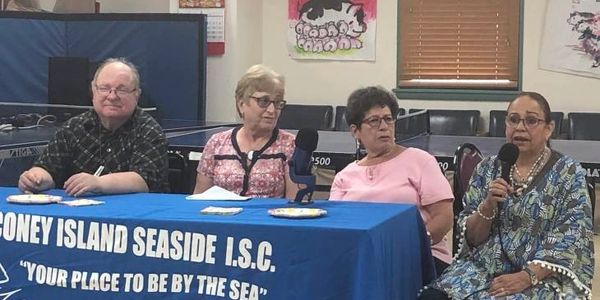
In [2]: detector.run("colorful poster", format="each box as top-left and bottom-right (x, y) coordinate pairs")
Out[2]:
(179, 0), (223, 9)
(288, 0), (377, 61)
(539, 0), (600, 78)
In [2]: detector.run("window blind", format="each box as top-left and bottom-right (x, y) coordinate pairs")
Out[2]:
(398, 0), (520, 89)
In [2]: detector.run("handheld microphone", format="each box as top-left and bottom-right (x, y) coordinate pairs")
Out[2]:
(289, 128), (319, 204)
(497, 143), (519, 212)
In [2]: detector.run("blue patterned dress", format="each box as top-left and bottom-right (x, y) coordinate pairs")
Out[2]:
(425, 151), (594, 299)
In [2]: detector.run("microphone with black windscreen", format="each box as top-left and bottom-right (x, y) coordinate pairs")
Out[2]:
(289, 128), (319, 204)
(497, 143), (519, 212)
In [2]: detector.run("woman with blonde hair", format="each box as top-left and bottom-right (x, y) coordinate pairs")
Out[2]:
(194, 65), (298, 199)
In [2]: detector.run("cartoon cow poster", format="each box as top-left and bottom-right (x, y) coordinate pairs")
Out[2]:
(288, 0), (377, 61)
(539, 0), (600, 78)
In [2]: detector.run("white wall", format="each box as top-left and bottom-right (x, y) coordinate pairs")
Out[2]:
(261, 0), (600, 131)
(97, 0), (168, 13)
(99, 0), (600, 126)
(168, 0), (263, 122)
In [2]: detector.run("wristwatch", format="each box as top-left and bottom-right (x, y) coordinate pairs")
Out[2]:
(523, 266), (539, 286)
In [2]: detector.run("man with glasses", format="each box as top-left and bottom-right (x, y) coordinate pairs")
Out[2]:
(19, 58), (168, 196)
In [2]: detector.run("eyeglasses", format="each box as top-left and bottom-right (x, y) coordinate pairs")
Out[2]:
(505, 115), (546, 129)
(94, 85), (137, 97)
(362, 115), (396, 128)
(249, 96), (286, 110)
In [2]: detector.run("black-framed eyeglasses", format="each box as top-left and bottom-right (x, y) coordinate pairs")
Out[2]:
(361, 115), (396, 128)
(249, 96), (286, 110)
(94, 85), (137, 97)
(505, 115), (546, 129)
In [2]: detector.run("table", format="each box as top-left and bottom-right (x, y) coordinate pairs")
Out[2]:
(0, 187), (434, 299)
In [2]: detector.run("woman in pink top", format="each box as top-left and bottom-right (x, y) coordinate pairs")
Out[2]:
(329, 86), (454, 275)
(194, 65), (298, 199)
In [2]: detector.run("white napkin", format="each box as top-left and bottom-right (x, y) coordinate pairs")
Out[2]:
(60, 199), (105, 206)
(186, 186), (250, 201)
(200, 206), (243, 215)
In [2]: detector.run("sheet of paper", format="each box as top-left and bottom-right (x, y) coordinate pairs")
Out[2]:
(186, 186), (250, 201)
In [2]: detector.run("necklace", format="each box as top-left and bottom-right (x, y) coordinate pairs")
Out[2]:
(367, 167), (375, 181)
(509, 147), (548, 196)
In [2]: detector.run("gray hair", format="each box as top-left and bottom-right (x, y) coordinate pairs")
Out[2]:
(92, 57), (141, 90)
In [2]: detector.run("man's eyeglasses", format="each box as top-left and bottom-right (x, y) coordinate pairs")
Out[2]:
(362, 115), (396, 128)
(505, 115), (546, 129)
(249, 96), (286, 110)
(95, 85), (137, 97)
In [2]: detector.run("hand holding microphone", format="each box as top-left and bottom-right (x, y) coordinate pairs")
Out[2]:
(483, 143), (519, 218)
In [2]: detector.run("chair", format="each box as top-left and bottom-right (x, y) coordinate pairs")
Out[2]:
(489, 110), (564, 138)
(334, 106), (349, 131)
(168, 151), (190, 194)
(277, 104), (333, 130)
(452, 143), (483, 255)
(551, 112), (564, 138)
(397, 109), (429, 141)
(410, 109), (480, 136)
(397, 108), (406, 117)
(488, 110), (507, 137)
(568, 112), (600, 141)
(587, 178), (596, 222)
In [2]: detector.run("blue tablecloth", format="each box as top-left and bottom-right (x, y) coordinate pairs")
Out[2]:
(0, 187), (434, 299)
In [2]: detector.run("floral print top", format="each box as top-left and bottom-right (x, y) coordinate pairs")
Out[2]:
(198, 126), (295, 198)
(426, 151), (594, 299)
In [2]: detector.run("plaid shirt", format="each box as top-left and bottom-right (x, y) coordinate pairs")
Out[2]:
(34, 108), (169, 192)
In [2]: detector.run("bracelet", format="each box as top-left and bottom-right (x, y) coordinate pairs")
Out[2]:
(476, 202), (497, 221)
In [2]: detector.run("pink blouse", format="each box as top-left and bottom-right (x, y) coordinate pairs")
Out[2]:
(329, 147), (454, 263)
(198, 127), (295, 198)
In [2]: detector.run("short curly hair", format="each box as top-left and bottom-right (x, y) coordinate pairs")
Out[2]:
(345, 86), (400, 128)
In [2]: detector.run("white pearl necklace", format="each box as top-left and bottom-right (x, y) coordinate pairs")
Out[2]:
(510, 147), (548, 196)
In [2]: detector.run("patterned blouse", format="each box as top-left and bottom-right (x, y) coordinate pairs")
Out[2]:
(198, 126), (295, 198)
(425, 151), (594, 299)
(34, 108), (169, 192)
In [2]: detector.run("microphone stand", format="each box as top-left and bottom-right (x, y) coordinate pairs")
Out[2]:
(288, 160), (315, 205)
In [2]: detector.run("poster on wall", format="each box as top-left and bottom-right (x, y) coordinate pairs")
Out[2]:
(1, 0), (94, 12)
(178, 0), (225, 56)
(287, 0), (377, 61)
(539, 0), (600, 79)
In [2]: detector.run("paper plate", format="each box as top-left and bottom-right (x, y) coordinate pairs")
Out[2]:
(268, 208), (327, 219)
(6, 194), (62, 204)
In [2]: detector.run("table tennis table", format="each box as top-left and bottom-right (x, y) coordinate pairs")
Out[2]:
(167, 127), (600, 183)
(2, 125), (598, 188)
(0, 121), (237, 187)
